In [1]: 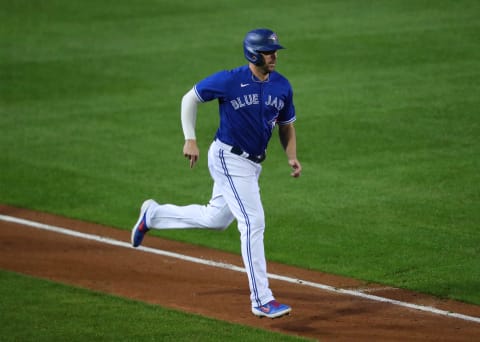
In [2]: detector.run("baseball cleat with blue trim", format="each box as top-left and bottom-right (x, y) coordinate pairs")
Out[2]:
(252, 300), (292, 318)
(131, 199), (154, 247)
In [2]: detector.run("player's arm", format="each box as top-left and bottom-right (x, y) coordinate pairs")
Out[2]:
(181, 87), (201, 168)
(278, 123), (302, 178)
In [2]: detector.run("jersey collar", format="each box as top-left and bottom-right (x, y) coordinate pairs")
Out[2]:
(251, 71), (270, 83)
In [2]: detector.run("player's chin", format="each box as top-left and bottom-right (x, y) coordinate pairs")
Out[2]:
(266, 64), (276, 72)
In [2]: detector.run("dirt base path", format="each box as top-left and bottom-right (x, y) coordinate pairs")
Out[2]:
(1, 204), (479, 341)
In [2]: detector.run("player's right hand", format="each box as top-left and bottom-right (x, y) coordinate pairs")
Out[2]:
(183, 139), (199, 168)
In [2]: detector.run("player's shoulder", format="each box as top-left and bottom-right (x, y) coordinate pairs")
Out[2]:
(230, 64), (250, 73)
(269, 71), (293, 94)
(224, 65), (250, 78)
(208, 65), (248, 80)
(270, 70), (291, 84)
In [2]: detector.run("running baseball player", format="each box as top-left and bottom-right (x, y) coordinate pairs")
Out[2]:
(131, 28), (302, 318)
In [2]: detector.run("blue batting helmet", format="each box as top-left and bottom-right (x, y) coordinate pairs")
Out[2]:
(243, 28), (284, 65)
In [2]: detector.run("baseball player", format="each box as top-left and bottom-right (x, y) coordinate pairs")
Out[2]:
(131, 28), (302, 318)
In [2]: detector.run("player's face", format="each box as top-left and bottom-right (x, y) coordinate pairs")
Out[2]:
(260, 50), (278, 72)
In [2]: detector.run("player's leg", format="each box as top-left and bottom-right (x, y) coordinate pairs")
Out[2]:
(209, 143), (274, 308)
(131, 179), (234, 247)
(214, 150), (291, 317)
(133, 141), (234, 235)
(144, 183), (234, 230)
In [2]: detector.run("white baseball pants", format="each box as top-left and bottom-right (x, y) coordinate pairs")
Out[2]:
(144, 139), (274, 307)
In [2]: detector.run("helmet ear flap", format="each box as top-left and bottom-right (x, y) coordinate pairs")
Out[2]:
(254, 54), (265, 66)
(245, 48), (264, 66)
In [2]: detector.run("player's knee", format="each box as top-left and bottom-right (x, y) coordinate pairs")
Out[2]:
(211, 223), (231, 231)
(202, 204), (234, 230)
(206, 212), (234, 230)
(252, 213), (265, 228)
(238, 216), (265, 233)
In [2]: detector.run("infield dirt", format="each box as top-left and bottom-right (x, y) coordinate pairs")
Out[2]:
(1, 204), (479, 341)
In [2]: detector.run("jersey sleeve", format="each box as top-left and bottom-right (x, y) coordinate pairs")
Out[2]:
(277, 84), (296, 125)
(193, 70), (229, 103)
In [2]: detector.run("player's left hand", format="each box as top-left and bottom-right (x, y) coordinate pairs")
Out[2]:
(289, 159), (302, 178)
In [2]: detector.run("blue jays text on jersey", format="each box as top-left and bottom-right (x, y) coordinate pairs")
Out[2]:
(230, 94), (284, 111)
(193, 65), (296, 156)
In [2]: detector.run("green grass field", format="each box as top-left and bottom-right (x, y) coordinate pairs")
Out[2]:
(1, 0), (479, 340)
(0, 270), (307, 341)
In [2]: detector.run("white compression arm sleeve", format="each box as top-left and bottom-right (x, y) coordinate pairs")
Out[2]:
(181, 87), (201, 140)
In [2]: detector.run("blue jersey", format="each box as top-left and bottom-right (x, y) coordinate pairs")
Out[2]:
(194, 65), (296, 156)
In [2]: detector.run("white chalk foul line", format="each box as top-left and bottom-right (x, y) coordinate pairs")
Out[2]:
(1, 214), (479, 324)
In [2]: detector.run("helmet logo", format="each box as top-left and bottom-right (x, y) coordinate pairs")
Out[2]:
(268, 33), (279, 44)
